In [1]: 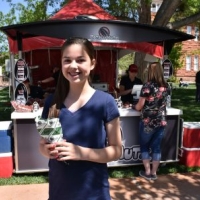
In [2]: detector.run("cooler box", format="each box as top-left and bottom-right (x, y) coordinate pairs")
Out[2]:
(182, 122), (200, 148)
(179, 147), (200, 167)
(0, 152), (13, 178)
(0, 121), (12, 153)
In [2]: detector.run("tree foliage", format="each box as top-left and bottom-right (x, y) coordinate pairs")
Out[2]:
(168, 43), (183, 77)
(93, 0), (200, 79)
(0, 8), (17, 52)
(118, 53), (135, 71)
(93, 0), (200, 28)
(1, 0), (200, 74)
(2, 0), (66, 22)
(3, 0), (199, 28)
(0, 0), (67, 67)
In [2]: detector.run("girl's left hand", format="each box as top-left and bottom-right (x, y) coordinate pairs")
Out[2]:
(54, 141), (82, 161)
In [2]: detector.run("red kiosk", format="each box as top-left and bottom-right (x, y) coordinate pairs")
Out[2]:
(0, 0), (194, 173)
(7, 0), (164, 92)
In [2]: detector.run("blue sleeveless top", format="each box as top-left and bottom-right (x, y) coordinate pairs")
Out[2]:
(42, 90), (119, 200)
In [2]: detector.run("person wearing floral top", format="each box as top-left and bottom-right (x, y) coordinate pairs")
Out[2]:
(133, 62), (171, 181)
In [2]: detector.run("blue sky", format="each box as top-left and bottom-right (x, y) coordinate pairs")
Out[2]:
(0, 0), (56, 15)
(1, 0), (22, 14)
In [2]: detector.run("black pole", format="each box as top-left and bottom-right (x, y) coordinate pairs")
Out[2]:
(16, 31), (22, 51)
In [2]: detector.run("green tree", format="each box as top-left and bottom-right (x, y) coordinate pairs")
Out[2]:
(118, 53), (135, 71)
(168, 43), (183, 79)
(0, 0), (64, 66)
(94, 0), (200, 27)
(0, 9), (17, 52)
(94, 0), (200, 79)
(3, 0), (56, 22)
(0, 6), (17, 69)
(1, 0), (200, 76)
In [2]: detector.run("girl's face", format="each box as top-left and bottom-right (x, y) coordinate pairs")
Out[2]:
(61, 44), (95, 84)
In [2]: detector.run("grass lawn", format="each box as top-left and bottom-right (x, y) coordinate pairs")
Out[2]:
(0, 86), (200, 185)
(171, 83), (200, 122)
(0, 87), (12, 122)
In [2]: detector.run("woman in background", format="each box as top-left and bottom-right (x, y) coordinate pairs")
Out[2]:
(179, 78), (189, 88)
(133, 62), (171, 181)
(39, 37), (122, 200)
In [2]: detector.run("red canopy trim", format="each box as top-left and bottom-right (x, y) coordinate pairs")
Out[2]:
(7, 0), (163, 58)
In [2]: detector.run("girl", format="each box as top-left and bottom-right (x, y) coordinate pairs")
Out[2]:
(39, 37), (122, 200)
(133, 62), (171, 181)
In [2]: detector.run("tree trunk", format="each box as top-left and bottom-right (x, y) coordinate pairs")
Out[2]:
(134, 0), (151, 81)
(168, 12), (200, 29)
(134, 52), (147, 82)
(138, 0), (151, 24)
(153, 0), (182, 26)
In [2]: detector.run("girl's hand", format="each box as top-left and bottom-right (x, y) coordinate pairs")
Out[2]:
(39, 137), (59, 159)
(55, 141), (82, 161)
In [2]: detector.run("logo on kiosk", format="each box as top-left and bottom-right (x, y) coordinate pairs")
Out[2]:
(99, 27), (110, 37)
(120, 145), (142, 162)
(90, 26), (119, 40)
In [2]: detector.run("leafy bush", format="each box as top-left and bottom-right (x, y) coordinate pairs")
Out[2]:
(167, 75), (177, 83)
(0, 87), (11, 121)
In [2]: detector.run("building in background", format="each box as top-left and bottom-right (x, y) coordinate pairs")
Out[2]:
(151, 0), (199, 82)
(176, 26), (200, 82)
(151, 0), (162, 12)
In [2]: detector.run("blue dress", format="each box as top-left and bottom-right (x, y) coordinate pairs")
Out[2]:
(42, 90), (120, 200)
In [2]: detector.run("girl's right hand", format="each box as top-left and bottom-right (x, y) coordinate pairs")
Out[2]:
(39, 137), (59, 159)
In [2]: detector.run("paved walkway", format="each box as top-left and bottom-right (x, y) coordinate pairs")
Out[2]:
(0, 172), (199, 200)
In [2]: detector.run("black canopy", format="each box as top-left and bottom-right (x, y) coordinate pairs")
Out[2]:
(0, 19), (194, 54)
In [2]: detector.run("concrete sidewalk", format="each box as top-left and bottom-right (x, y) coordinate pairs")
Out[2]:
(0, 172), (199, 200)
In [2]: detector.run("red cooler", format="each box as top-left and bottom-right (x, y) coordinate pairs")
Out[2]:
(179, 122), (200, 167)
(182, 122), (200, 148)
(179, 148), (200, 167)
(0, 152), (13, 178)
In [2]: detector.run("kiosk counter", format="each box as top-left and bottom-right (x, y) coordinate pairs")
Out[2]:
(108, 107), (182, 167)
(11, 109), (49, 173)
(11, 107), (182, 173)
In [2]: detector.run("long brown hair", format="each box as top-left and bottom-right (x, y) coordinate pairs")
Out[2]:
(147, 62), (168, 87)
(48, 37), (95, 118)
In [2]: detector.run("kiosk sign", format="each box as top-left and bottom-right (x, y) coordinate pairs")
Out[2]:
(14, 82), (28, 105)
(14, 58), (29, 105)
(14, 58), (28, 82)
(162, 59), (173, 79)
